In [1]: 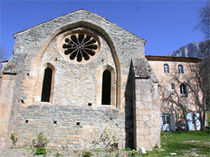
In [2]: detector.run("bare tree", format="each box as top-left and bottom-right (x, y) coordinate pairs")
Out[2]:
(185, 64), (207, 130)
(160, 63), (206, 130)
(198, 1), (210, 114)
(198, 1), (210, 39)
(200, 51), (210, 112)
(160, 86), (189, 131)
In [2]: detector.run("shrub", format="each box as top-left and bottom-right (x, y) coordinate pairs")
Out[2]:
(34, 132), (49, 148)
(82, 151), (92, 157)
(10, 133), (17, 146)
(35, 147), (47, 155)
(129, 149), (139, 157)
(33, 133), (49, 156)
(55, 151), (63, 157)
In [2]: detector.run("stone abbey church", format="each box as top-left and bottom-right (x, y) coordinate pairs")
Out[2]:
(1, 9), (178, 151)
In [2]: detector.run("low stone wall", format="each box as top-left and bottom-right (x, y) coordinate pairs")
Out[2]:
(13, 104), (125, 150)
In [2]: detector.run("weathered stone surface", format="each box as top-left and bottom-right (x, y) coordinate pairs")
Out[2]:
(0, 9), (160, 151)
(132, 58), (150, 79)
(14, 104), (125, 150)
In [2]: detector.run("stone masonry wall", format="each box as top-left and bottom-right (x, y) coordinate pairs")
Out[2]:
(134, 79), (160, 150)
(31, 29), (116, 107)
(14, 104), (125, 150)
(133, 58), (160, 151)
(0, 74), (16, 138)
(3, 10), (145, 111)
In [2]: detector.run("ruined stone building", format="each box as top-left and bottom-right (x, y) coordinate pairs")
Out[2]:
(0, 10), (160, 151)
(0, 9), (203, 151)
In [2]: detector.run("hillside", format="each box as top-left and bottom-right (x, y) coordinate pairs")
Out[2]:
(171, 40), (209, 58)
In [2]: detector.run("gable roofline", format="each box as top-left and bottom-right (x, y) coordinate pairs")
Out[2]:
(13, 9), (146, 43)
(13, 9), (84, 36)
(145, 55), (201, 63)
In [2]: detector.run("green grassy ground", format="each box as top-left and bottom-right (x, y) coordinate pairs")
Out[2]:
(88, 130), (210, 157)
(1, 130), (209, 156)
(208, 111), (210, 126)
(144, 130), (210, 157)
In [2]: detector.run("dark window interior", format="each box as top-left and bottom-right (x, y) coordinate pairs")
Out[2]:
(102, 70), (111, 105)
(180, 84), (187, 96)
(171, 83), (175, 89)
(41, 67), (52, 102)
(162, 114), (170, 124)
(178, 65), (184, 74)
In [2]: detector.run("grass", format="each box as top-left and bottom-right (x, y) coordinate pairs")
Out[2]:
(208, 111), (210, 126)
(144, 130), (210, 157)
(6, 130), (210, 157)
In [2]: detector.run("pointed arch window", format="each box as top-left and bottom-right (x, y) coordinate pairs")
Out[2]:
(102, 70), (111, 105)
(178, 64), (184, 74)
(164, 64), (170, 73)
(41, 67), (53, 102)
(180, 83), (187, 97)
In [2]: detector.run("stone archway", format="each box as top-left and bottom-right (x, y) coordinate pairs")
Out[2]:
(34, 21), (122, 108)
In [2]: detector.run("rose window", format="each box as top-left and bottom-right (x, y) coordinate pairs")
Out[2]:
(62, 33), (99, 62)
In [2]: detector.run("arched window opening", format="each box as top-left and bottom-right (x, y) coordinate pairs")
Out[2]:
(41, 67), (53, 102)
(102, 70), (111, 105)
(164, 64), (170, 73)
(178, 64), (184, 74)
(180, 84), (187, 97)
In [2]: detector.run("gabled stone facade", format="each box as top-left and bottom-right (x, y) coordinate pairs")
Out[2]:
(0, 9), (160, 151)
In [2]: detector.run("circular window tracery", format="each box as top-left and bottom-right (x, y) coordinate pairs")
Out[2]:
(62, 33), (99, 62)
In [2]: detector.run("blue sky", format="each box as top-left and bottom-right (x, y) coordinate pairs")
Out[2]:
(0, 0), (207, 60)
